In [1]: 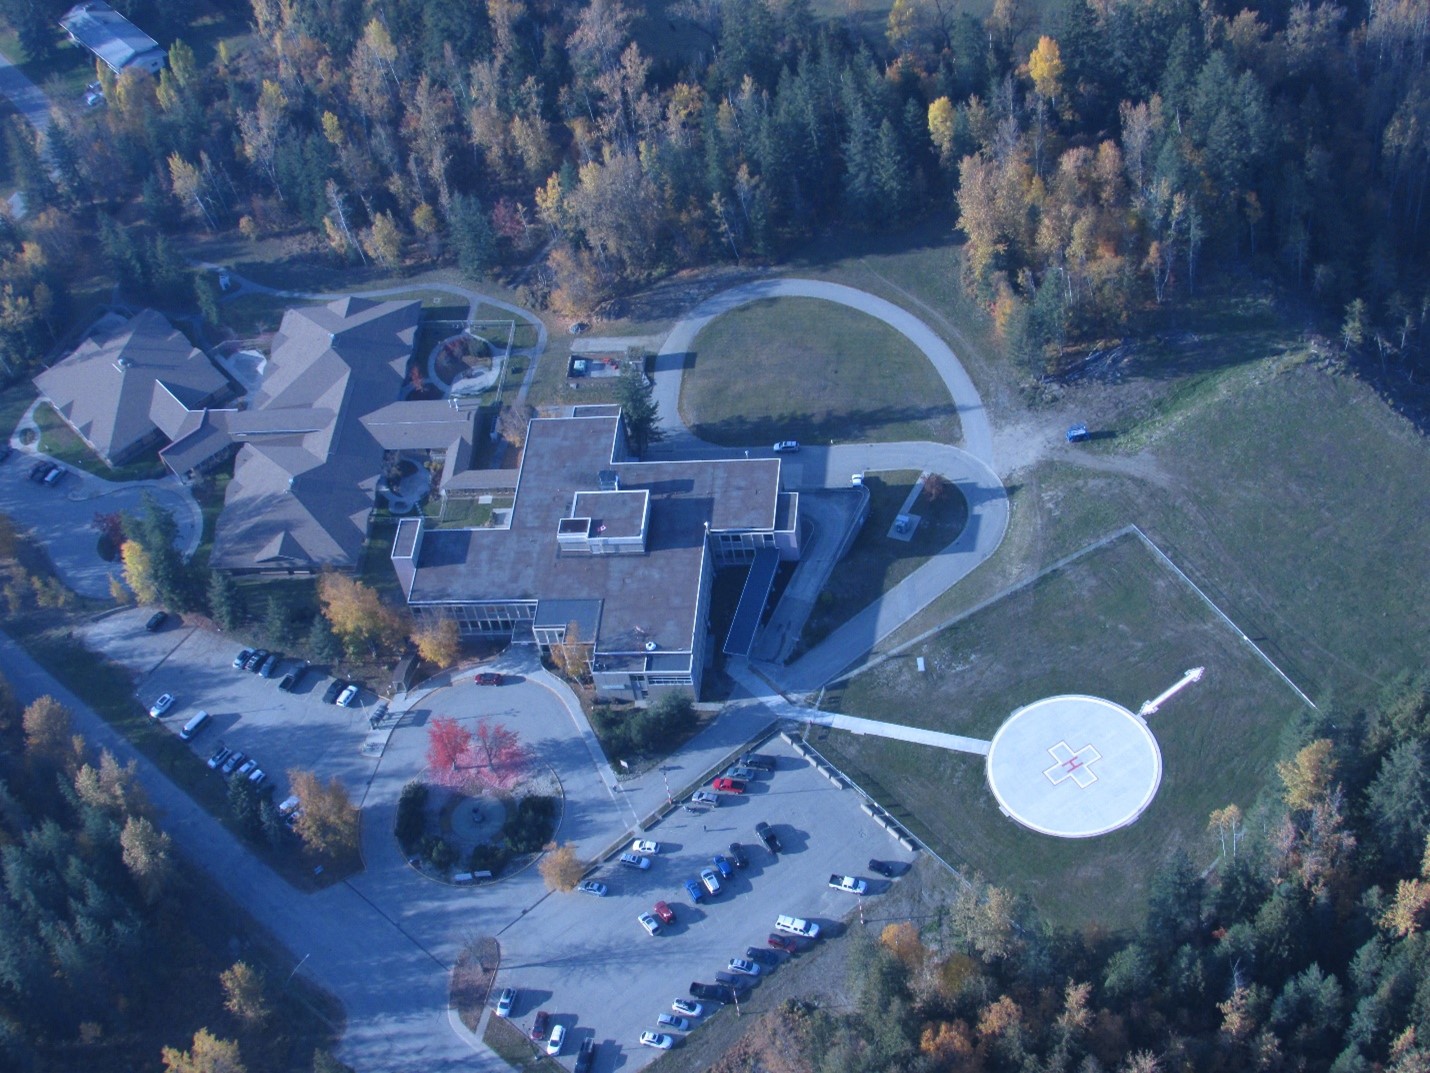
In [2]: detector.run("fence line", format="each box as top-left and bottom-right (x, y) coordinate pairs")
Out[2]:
(1129, 525), (1318, 712)
(831, 524), (1140, 688)
(792, 723), (973, 892)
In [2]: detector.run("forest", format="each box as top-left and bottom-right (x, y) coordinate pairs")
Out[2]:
(0, 0), (1423, 389)
(0, 671), (347, 1071)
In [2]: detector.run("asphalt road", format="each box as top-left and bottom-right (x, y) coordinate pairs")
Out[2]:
(0, 448), (203, 599)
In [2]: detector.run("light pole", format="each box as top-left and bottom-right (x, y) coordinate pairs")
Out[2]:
(286, 952), (311, 986)
(659, 766), (673, 808)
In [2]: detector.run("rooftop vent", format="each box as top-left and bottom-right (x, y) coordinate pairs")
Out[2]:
(644, 640), (658, 652)
(599, 468), (620, 491)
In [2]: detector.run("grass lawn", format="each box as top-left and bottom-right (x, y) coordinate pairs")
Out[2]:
(33, 402), (167, 480)
(797, 470), (969, 654)
(817, 530), (1309, 931)
(0, 381), (36, 440)
(678, 297), (961, 448)
(425, 494), (513, 529)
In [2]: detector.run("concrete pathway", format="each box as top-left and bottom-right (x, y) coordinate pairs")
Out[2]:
(771, 441), (1008, 694)
(726, 660), (988, 755)
(803, 710), (990, 755)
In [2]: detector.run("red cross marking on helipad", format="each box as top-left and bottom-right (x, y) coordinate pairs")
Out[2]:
(1043, 740), (1103, 788)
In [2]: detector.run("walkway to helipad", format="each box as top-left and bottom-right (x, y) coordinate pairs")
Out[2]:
(729, 661), (990, 755)
(804, 710), (991, 755)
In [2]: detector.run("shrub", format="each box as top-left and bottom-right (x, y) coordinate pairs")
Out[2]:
(469, 843), (509, 873)
(421, 834), (455, 872)
(501, 795), (558, 856)
(395, 780), (428, 852)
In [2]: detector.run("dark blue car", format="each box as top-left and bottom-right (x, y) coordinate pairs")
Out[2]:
(684, 878), (704, 904)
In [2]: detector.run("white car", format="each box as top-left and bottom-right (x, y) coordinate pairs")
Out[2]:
(631, 839), (661, 855)
(546, 1023), (566, 1056)
(672, 999), (703, 1018)
(336, 684), (360, 707)
(638, 912), (661, 935)
(495, 987), (517, 1017)
(772, 440), (801, 453)
(639, 1031), (674, 1050)
(619, 852), (651, 869)
(699, 867), (722, 895)
(657, 1014), (689, 1032)
(577, 879), (608, 897)
(727, 957), (761, 976)
(148, 693), (174, 718)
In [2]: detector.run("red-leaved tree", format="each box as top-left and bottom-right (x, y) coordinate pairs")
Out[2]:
(470, 719), (530, 792)
(425, 716), (529, 793)
(426, 716), (473, 790)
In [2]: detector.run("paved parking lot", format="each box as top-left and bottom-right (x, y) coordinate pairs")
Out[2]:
(75, 609), (917, 1072)
(79, 608), (381, 803)
(493, 736), (915, 1068)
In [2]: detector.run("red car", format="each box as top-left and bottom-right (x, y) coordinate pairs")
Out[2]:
(653, 901), (676, 925)
(530, 1010), (550, 1041)
(767, 934), (799, 954)
(474, 672), (504, 686)
(711, 776), (746, 793)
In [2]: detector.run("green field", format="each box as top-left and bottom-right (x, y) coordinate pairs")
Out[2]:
(817, 530), (1310, 930)
(798, 470), (969, 654)
(678, 296), (961, 447)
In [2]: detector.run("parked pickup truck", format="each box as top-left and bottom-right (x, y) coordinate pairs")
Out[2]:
(828, 874), (868, 894)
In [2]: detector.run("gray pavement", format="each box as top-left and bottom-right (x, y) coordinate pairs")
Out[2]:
(0, 439), (203, 599)
(0, 48), (53, 136)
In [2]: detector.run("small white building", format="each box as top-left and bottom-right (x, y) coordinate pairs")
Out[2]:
(60, 2), (165, 76)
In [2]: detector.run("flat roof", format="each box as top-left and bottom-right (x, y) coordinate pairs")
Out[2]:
(407, 413), (784, 657)
(571, 489), (647, 539)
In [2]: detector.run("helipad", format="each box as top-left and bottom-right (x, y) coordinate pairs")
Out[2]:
(986, 695), (1162, 838)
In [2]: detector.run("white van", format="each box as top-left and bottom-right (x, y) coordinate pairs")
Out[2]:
(774, 914), (820, 939)
(179, 710), (211, 741)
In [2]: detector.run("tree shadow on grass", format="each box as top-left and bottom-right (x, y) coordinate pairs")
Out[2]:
(689, 403), (960, 449)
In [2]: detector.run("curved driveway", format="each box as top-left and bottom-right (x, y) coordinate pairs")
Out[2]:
(650, 278), (1007, 692)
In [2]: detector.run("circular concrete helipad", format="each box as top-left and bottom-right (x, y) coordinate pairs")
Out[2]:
(985, 695), (1162, 838)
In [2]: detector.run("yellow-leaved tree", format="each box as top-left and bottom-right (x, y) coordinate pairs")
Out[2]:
(1277, 739), (1337, 811)
(412, 616), (461, 668)
(1027, 36), (1064, 103)
(317, 572), (406, 656)
(121, 541), (158, 604)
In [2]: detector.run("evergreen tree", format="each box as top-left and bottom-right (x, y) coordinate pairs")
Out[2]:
(206, 571), (244, 632)
(306, 614), (342, 665)
(614, 360), (662, 458)
(448, 194), (496, 280)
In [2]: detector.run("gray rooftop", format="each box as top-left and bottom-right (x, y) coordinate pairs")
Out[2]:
(406, 413), (784, 657)
(34, 309), (226, 466)
(211, 297), (474, 572)
(60, 2), (163, 72)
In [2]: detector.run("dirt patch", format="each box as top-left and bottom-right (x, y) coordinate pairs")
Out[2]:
(451, 935), (501, 1031)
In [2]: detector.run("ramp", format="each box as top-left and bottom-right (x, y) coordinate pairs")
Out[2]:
(723, 548), (780, 656)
